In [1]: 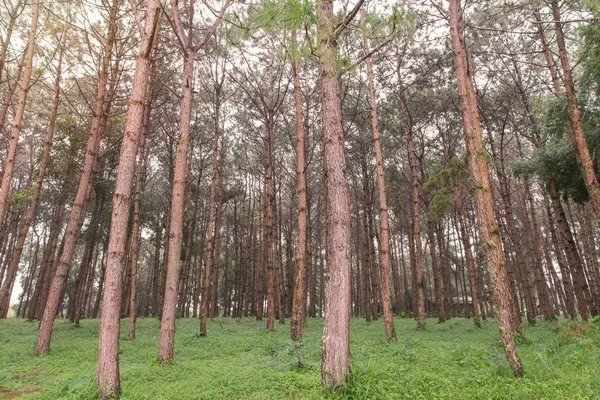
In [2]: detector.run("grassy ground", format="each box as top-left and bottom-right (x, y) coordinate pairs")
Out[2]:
(0, 316), (599, 399)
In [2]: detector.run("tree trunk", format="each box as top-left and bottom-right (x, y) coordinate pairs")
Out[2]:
(361, 160), (373, 322)
(397, 63), (426, 328)
(317, 0), (352, 388)
(200, 92), (221, 336)
(0, 0), (23, 84)
(449, 0), (523, 377)
(0, 26), (64, 317)
(35, 1), (120, 354)
(427, 221), (445, 323)
(361, 9), (396, 340)
(265, 112), (276, 331)
(128, 77), (152, 339)
(158, 47), (194, 363)
(549, 0), (600, 223)
(0, 0), (39, 227)
(457, 213), (482, 326)
(96, 2), (161, 396)
(290, 31), (308, 340)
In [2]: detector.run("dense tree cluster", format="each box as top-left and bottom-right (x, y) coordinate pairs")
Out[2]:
(1, 0), (599, 396)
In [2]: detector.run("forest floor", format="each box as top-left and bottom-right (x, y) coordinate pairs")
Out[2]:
(0, 316), (599, 399)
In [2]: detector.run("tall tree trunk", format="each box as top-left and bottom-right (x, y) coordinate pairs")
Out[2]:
(0, 57), (23, 136)
(457, 213), (482, 326)
(549, 0), (600, 223)
(178, 167), (203, 317)
(481, 113), (536, 325)
(362, 9), (396, 341)
(317, 0), (353, 388)
(0, 27), (64, 317)
(158, 47), (194, 363)
(448, 0), (523, 377)
(0, 0), (39, 228)
(0, 0), (23, 84)
(427, 221), (445, 323)
(397, 63), (426, 328)
(290, 30), (308, 341)
(128, 78), (152, 339)
(366, 180), (379, 320)
(210, 169), (224, 318)
(265, 113), (276, 331)
(96, 2), (161, 396)
(29, 202), (64, 320)
(159, 0), (226, 358)
(361, 160), (373, 322)
(548, 181), (591, 319)
(72, 197), (102, 325)
(35, 1), (121, 354)
(200, 92), (221, 336)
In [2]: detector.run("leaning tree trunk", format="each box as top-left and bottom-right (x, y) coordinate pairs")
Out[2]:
(448, 0), (523, 378)
(0, 27), (64, 318)
(550, 0), (600, 224)
(0, 0), (39, 229)
(96, 2), (161, 397)
(317, 0), (353, 388)
(35, 0), (120, 354)
(362, 9), (396, 341)
(0, 57), (23, 135)
(0, 0), (23, 84)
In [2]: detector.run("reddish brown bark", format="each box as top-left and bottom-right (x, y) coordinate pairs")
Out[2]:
(159, 0), (227, 360)
(361, 10), (396, 340)
(457, 213), (481, 325)
(290, 31), (308, 341)
(317, 0), (353, 388)
(0, 0), (39, 228)
(35, 1), (120, 354)
(549, 0), (600, 223)
(200, 93), (221, 336)
(397, 63), (426, 328)
(128, 82), (152, 340)
(0, 26), (64, 317)
(449, 0), (523, 377)
(96, 1), (161, 396)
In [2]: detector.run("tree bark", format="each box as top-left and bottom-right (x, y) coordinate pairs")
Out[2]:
(158, 47), (194, 363)
(0, 26), (64, 317)
(362, 10), (396, 340)
(200, 91), (221, 336)
(0, 0), (39, 229)
(128, 76), (152, 339)
(35, 0), (120, 354)
(397, 63), (426, 328)
(449, 0), (523, 377)
(550, 0), (600, 223)
(457, 213), (481, 326)
(290, 30), (308, 341)
(317, 0), (353, 388)
(96, 1), (161, 396)
(0, 0), (23, 84)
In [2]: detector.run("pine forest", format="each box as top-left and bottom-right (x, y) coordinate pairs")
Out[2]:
(0, 0), (599, 398)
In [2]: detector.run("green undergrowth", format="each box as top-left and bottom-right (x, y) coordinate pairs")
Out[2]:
(0, 316), (599, 399)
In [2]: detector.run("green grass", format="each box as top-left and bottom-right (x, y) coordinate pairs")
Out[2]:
(0, 316), (599, 399)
